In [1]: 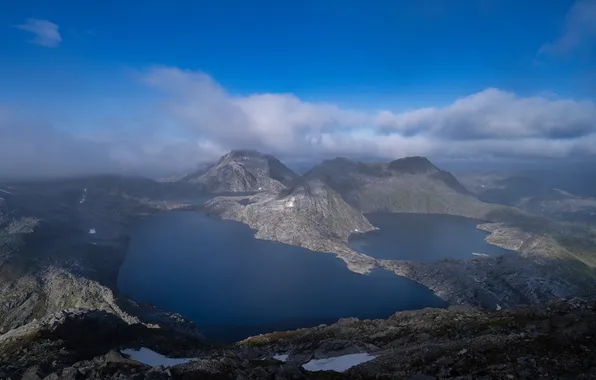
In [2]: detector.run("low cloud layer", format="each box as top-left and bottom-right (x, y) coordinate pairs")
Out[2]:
(142, 67), (596, 160)
(15, 19), (62, 48)
(1, 67), (596, 179)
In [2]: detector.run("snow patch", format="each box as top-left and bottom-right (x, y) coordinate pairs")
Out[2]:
(88, 228), (96, 235)
(302, 353), (376, 373)
(258, 187), (262, 190)
(121, 347), (193, 367)
(273, 354), (289, 362)
(354, 228), (359, 232)
(496, 304), (502, 311)
(0, 188), (11, 195)
(79, 188), (88, 204)
(285, 196), (296, 208)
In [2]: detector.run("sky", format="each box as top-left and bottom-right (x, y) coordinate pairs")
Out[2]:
(1, 0), (595, 178)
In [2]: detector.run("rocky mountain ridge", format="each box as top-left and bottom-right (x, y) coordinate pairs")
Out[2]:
(178, 150), (300, 193)
(304, 156), (494, 219)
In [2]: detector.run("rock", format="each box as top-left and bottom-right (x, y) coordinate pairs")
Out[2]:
(59, 367), (82, 380)
(519, 370), (532, 378)
(21, 366), (43, 380)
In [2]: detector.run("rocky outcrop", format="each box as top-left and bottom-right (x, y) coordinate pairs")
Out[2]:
(179, 150), (300, 193)
(206, 179), (377, 273)
(305, 156), (501, 219)
(2, 298), (596, 379)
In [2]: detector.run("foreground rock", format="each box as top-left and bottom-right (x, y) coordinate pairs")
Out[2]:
(206, 179), (377, 273)
(2, 298), (596, 379)
(178, 150), (301, 193)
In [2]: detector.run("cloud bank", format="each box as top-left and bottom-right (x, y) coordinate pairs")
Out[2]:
(1, 67), (595, 179)
(16, 19), (62, 47)
(142, 67), (596, 160)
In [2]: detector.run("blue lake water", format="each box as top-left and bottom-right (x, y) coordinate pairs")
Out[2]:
(118, 211), (447, 342)
(349, 213), (513, 261)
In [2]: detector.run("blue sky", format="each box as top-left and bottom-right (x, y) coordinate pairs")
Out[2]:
(1, 0), (596, 177)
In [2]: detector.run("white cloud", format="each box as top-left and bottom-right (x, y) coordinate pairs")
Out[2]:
(16, 19), (62, 47)
(142, 67), (596, 161)
(540, 0), (596, 56)
(1, 67), (595, 179)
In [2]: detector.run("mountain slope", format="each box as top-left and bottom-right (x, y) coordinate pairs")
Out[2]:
(179, 150), (300, 193)
(206, 178), (376, 272)
(305, 156), (496, 219)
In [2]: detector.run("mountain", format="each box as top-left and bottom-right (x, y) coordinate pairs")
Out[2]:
(459, 172), (596, 224)
(206, 178), (377, 273)
(304, 156), (496, 219)
(178, 150), (300, 193)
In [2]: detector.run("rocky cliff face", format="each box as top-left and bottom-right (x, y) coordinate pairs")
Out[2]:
(305, 156), (499, 219)
(206, 178), (377, 273)
(179, 150), (300, 193)
(2, 298), (596, 379)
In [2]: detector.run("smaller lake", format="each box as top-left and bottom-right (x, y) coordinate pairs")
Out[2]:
(118, 212), (447, 342)
(349, 213), (513, 261)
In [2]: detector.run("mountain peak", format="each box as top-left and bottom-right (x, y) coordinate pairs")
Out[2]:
(224, 150), (264, 160)
(179, 150), (300, 193)
(387, 156), (438, 174)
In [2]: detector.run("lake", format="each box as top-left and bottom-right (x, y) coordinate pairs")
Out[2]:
(118, 211), (447, 342)
(349, 213), (513, 261)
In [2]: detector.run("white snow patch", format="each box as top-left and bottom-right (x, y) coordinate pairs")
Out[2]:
(496, 304), (502, 311)
(121, 347), (193, 367)
(88, 228), (96, 235)
(285, 196), (296, 208)
(0, 188), (11, 194)
(258, 187), (262, 190)
(273, 354), (289, 362)
(302, 353), (376, 373)
(354, 228), (359, 232)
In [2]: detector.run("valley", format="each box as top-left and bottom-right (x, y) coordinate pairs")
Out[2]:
(1, 150), (596, 378)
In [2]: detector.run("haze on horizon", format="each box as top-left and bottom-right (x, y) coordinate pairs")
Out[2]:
(1, 0), (595, 179)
